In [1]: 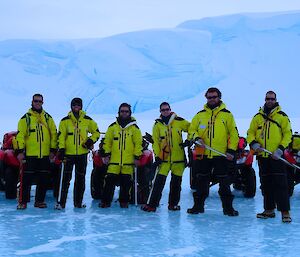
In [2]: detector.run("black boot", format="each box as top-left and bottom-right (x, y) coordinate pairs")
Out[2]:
(168, 174), (182, 211)
(221, 195), (239, 216)
(187, 192), (204, 214)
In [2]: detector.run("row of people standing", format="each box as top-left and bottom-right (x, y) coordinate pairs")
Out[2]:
(13, 89), (293, 223)
(15, 95), (100, 209)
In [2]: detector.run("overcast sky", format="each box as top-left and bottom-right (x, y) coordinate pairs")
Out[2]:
(1, 0), (300, 40)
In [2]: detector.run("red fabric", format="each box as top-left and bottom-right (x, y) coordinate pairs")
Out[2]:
(2, 131), (17, 150)
(4, 149), (19, 167)
(137, 150), (153, 167)
(93, 151), (104, 167)
(284, 150), (297, 164)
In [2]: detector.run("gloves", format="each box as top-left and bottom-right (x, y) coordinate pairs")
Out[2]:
(155, 157), (162, 165)
(49, 148), (57, 162)
(194, 137), (205, 148)
(226, 152), (235, 161)
(83, 138), (94, 150)
(272, 148), (283, 160)
(251, 142), (262, 152)
(16, 152), (25, 163)
(57, 148), (65, 161)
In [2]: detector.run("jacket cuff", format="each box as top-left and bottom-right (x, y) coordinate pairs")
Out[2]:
(278, 145), (285, 151)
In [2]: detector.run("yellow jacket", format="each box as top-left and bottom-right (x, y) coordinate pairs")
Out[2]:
(15, 109), (57, 158)
(103, 117), (143, 166)
(189, 102), (239, 158)
(247, 105), (292, 157)
(152, 113), (190, 163)
(58, 110), (100, 155)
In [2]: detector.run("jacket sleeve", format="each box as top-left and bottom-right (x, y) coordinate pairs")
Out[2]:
(103, 126), (113, 155)
(15, 117), (27, 151)
(88, 119), (100, 144)
(280, 116), (292, 149)
(152, 123), (161, 157)
(247, 116), (258, 147)
(227, 113), (239, 152)
(133, 126), (143, 157)
(58, 120), (67, 149)
(181, 119), (190, 133)
(188, 114), (200, 140)
(49, 117), (58, 149)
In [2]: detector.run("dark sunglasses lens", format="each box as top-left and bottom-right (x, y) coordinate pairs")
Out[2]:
(207, 96), (218, 99)
(266, 98), (275, 101)
(160, 108), (170, 112)
(33, 100), (43, 103)
(120, 110), (129, 113)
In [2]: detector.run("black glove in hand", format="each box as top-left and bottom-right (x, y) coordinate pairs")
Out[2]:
(155, 157), (162, 165)
(84, 138), (94, 149)
(57, 149), (65, 161)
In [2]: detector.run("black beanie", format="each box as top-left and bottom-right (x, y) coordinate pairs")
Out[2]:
(71, 97), (83, 108)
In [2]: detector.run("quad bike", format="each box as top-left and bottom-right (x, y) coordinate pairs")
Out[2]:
(0, 131), (59, 199)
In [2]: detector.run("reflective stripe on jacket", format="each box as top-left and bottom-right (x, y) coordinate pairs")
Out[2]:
(58, 110), (100, 155)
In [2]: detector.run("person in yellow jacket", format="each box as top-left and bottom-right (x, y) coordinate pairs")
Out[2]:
(187, 87), (239, 216)
(100, 103), (143, 208)
(56, 97), (100, 209)
(15, 93), (57, 210)
(247, 91), (292, 223)
(142, 102), (190, 212)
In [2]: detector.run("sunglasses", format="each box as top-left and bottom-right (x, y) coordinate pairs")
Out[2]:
(160, 108), (170, 112)
(33, 100), (43, 103)
(206, 96), (218, 100)
(265, 98), (276, 101)
(72, 103), (82, 107)
(120, 110), (130, 113)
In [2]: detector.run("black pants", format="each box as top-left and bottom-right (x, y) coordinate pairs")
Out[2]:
(193, 157), (234, 210)
(19, 157), (51, 204)
(258, 157), (290, 211)
(58, 154), (87, 207)
(102, 173), (132, 204)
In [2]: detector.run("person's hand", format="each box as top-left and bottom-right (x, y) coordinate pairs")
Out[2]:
(57, 149), (65, 161)
(251, 143), (262, 153)
(272, 148), (283, 160)
(83, 138), (94, 150)
(226, 152), (234, 161)
(49, 148), (56, 163)
(17, 152), (25, 163)
(155, 157), (162, 165)
(195, 137), (205, 148)
(102, 156), (110, 165)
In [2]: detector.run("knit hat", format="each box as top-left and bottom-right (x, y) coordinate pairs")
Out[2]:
(71, 97), (83, 108)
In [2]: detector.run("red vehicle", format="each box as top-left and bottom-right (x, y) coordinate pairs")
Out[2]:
(231, 137), (256, 198)
(90, 138), (108, 200)
(189, 137), (256, 198)
(0, 131), (20, 199)
(0, 131), (60, 199)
